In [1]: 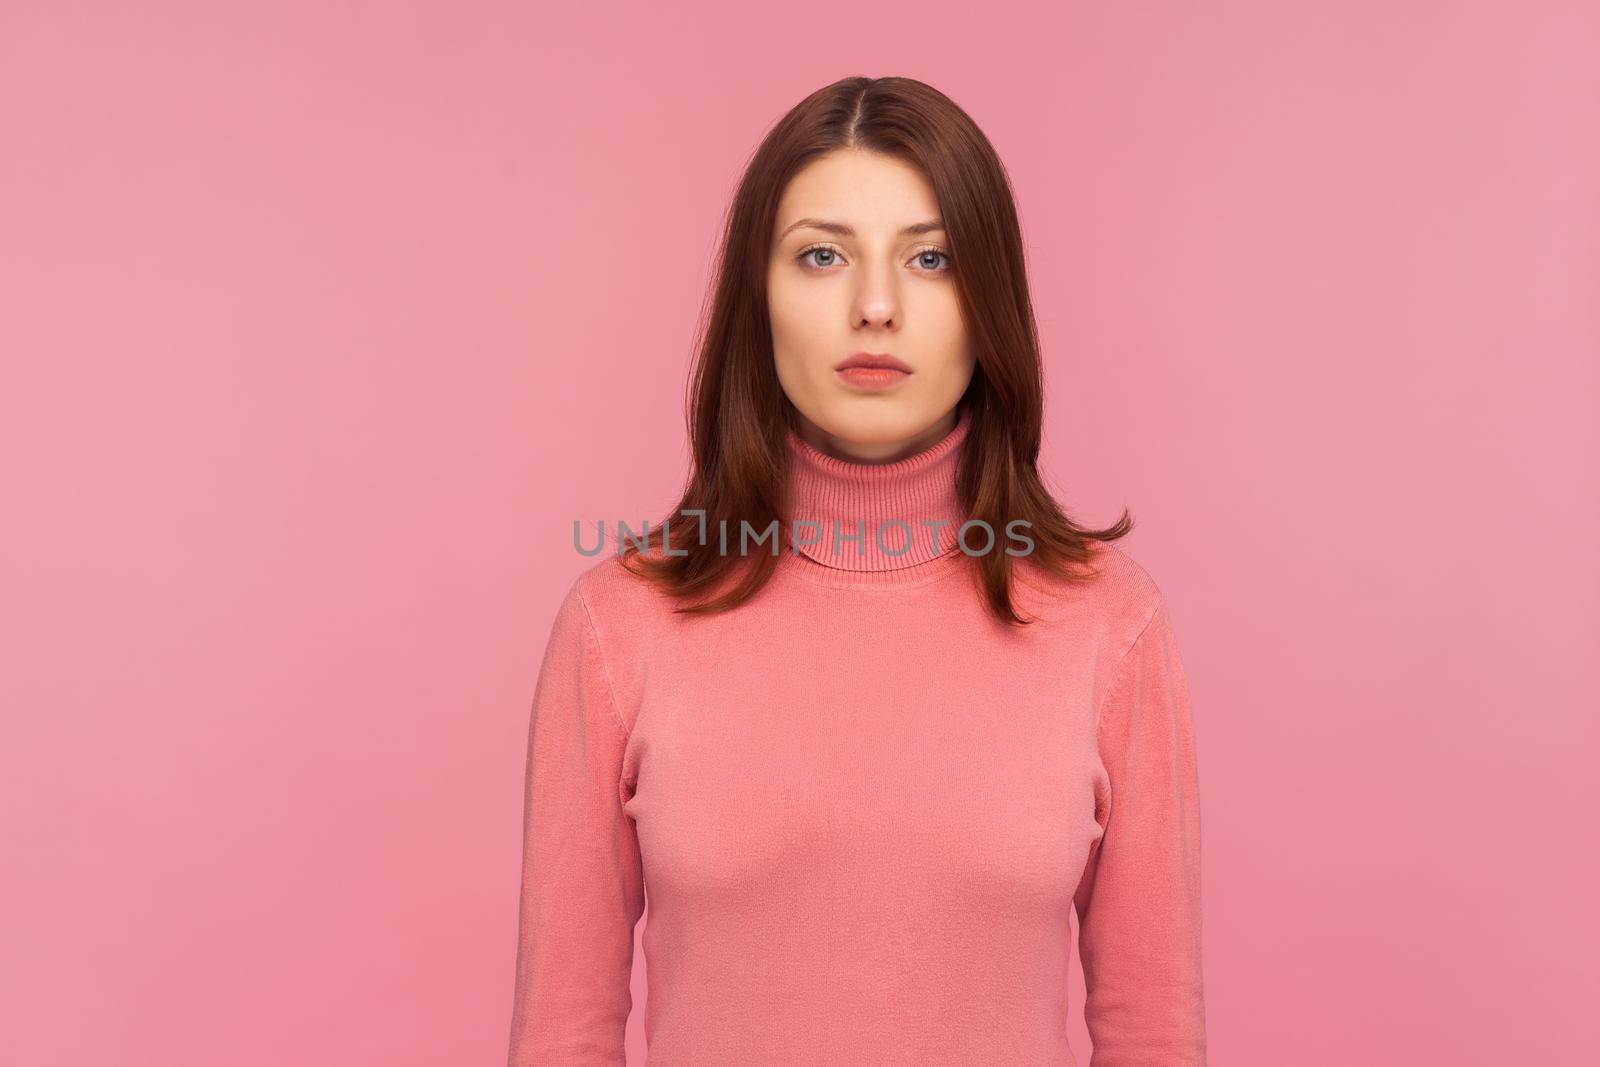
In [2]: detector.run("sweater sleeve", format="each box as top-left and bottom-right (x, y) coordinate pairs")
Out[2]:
(1072, 595), (1208, 1066)
(507, 579), (646, 1066)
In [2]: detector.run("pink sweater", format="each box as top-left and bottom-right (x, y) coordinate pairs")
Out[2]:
(508, 411), (1208, 1065)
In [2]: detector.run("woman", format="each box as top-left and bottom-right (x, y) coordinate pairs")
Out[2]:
(509, 76), (1207, 1066)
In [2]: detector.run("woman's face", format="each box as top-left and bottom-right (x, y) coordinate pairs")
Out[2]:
(767, 149), (977, 463)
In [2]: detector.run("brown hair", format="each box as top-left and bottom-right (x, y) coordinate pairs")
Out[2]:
(618, 75), (1133, 625)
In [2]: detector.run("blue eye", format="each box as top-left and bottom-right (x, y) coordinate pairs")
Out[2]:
(798, 246), (841, 269)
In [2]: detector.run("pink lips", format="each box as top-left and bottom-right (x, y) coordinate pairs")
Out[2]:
(836, 352), (913, 390)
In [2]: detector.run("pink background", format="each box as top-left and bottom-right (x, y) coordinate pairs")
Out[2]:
(3, 2), (1595, 1064)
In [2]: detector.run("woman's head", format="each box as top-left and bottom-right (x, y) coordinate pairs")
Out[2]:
(623, 75), (1131, 624)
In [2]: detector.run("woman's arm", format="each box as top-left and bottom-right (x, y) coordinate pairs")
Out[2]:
(1073, 595), (1208, 1066)
(507, 578), (645, 1066)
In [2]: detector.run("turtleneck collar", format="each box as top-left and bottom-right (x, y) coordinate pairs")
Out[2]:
(782, 406), (971, 572)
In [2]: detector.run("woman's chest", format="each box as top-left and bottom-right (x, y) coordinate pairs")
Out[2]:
(619, 614), (1106, 911)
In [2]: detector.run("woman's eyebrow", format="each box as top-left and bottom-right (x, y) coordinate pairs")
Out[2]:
(776, 217), (946, 241)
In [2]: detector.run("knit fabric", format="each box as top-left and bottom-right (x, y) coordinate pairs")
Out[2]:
(508, 415), (1208, 1066)
(785, 406), (971, 571)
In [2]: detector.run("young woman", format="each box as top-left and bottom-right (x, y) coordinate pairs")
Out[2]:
(509, 76), (1208, 1066)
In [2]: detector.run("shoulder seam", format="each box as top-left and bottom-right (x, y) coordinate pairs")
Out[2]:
(573, 583), (632, 744)
(1091, 592), (1166, 740)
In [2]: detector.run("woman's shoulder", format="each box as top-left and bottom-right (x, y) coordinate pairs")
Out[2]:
(565, 550), (676, 620)
(1009, 537), (1167, 637)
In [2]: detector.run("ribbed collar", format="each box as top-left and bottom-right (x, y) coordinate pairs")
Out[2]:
(782, 406), (971, 572)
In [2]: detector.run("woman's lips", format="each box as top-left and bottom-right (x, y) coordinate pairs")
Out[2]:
(836, 366), (911, 390)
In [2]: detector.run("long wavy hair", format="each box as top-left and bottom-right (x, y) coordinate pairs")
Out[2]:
(618, 75), (1133, 625)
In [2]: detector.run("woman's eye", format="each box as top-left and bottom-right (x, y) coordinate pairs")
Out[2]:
(914, 249), (952, 272)
(798, 246), (840, 268)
